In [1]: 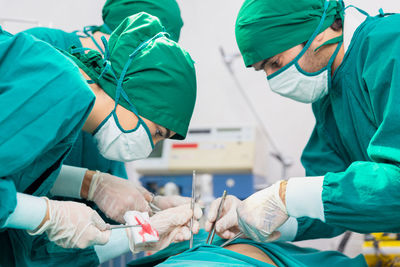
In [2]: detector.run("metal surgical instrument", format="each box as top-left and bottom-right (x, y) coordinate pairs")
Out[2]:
(189, 170), (196, 249)
(149, 201), (161, 214)
(206, 190), (227, 245)
(219, 232), (244, 247)
(106, 224), (142, 230)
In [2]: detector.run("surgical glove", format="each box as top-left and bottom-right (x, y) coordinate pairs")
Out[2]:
(205, 195), (241, 239)
(29, 198), (111, 249)
(152, 195), (191, 210)
(237, 181), (288, 242)
(87, 171), (152, 223)
(127, 204), (202, 252)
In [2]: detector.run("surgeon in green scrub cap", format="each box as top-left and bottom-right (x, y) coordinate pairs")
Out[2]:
(21, 0), (186, 230)
(1, 13), (199, 266)
(206, 0), (400, 246)
(51, 11), (198, 225)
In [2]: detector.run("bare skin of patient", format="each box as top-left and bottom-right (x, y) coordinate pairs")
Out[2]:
(224, 243), (277, 266)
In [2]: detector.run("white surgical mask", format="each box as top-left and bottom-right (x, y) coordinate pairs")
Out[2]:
(94, 113), (154, 162)
(267, 1), (342, 104)
(268, 63), (330, 103)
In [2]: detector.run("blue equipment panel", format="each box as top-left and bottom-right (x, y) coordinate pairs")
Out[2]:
(213, 173), (254, 200)
(140, 173), (255, 200)
(140, 174), (193, 197)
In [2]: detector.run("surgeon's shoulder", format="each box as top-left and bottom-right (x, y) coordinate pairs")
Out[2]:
(361, 14), (400, 52)
(20, 31), (94, 100)
(23, 27), (71, 46)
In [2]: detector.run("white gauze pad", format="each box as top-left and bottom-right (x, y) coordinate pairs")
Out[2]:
(124, 211), (159, 246)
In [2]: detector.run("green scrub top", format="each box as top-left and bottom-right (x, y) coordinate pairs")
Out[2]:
(296, 13), (400, 241)
(127, 230), (367, 266)
(23, 27), (128, 179)
(0, 29), (99, 266)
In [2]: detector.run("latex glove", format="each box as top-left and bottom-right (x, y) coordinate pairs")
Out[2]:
(127, 204), (202, 252)
(237, 181), (288, 242)
(29, 198), (110, 249)
(205, 195), (241, 239)
(151, 195), (191, 210)
(87, 171), (152, 223)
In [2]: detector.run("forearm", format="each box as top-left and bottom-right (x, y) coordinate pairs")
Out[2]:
(94, 228), (131, 263)
(286, 176), (325, 221)
(50, 165), (95, 199)
(322, 162), (400, 233)
(293, 217), (345, 241)
(282, 177), (345, 241)
(276, 217), (298, 242)
(286, 162), (400, 233)
(2, 193), (47, 230)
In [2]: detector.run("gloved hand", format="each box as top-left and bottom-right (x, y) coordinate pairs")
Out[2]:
(29, 198), (111, 249)
(127, 204), (202, 252)
(151, 195), (191, 210)
(205, 195), (242, 239)
(87, 171), (152, 223)
(237, 181), (288, 242)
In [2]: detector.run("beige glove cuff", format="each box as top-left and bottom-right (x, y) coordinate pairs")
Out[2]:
(28, 197), (52, 236)
(87, 170), (101, 201)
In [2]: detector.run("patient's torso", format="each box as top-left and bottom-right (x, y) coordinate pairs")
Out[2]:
(225, 243), (277, 266)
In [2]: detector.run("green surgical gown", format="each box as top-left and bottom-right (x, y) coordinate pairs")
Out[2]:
(127, 229), (367, 266)
(0, 29), (99, 266)
(23, 27), (127, 179)
(297, 13), (400, 241)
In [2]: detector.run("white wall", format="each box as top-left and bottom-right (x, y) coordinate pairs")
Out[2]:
(0, 0), (398, 184)
(0, 0), (105, 32)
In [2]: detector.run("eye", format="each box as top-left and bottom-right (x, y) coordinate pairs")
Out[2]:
(155, 128), (163, 138)
(271, 60), (280, 68)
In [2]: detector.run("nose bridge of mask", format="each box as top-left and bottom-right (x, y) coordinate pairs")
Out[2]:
(268, 0), (331, 80)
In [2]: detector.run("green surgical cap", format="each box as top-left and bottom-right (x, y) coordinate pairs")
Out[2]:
(71, 12), (196, 140)
(235, 0), (344, 67)
(101, 0), (183, 42)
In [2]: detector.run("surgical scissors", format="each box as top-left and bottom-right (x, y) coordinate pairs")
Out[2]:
(206, 190), (227, 245)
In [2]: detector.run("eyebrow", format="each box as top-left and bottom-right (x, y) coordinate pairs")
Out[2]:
(165, 128), (171, 138)
(165, 128), (171, 139)
(254, 57), (272, 71)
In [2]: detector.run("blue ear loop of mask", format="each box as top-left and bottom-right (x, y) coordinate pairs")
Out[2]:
(344, 5), (370, 17)
(268, 0), (332, 80)
(83, 25), (106, 55)
(97, 32), (168, 148)
(101, 23), (113, 35)
(69, 46), (99, 84)
(112, 31), (168, 114)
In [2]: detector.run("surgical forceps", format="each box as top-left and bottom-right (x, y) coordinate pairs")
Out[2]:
(106, 224), (142, 230)
(206, 190), (227, 245)
(219, 232), (244, 247)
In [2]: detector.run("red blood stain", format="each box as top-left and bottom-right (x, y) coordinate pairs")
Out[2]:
(135, 216), (159, 243)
